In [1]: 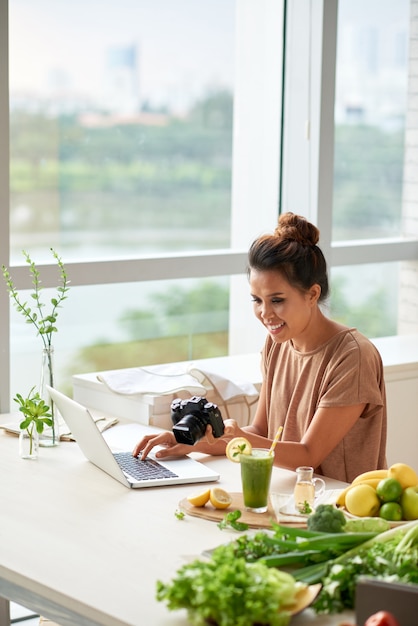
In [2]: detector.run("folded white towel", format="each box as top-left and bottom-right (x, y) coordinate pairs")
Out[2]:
(97, 363), (207, 396)
(96, 362), (260, 405)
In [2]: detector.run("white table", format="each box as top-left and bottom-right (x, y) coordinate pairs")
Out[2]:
(0, 413), (354, 626)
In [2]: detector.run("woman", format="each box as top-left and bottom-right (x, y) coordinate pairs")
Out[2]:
(133, 212), (387, 482)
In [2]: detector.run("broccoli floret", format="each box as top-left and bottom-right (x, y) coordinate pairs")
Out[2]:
(306, 504), (347, 533)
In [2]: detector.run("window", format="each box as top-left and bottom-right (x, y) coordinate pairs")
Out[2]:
(333, 0), (409, 241)
(9, 0), (236, 260)
(280, 0), (418, 343)
(2, 0), (418, 412)
(1, 1), (284, 409)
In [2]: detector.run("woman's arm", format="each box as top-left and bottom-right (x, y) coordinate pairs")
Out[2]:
(270, 403), (365, 470)
(220, 393), (366, 472)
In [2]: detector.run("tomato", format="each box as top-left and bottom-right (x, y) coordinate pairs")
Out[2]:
(364, 610), (401, 626)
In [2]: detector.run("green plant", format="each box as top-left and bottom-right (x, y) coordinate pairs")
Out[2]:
(3, 249), (70, 445)
(2, 248), (70, 351)
(14, 387), (53, 455)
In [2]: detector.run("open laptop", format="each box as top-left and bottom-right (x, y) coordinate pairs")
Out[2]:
(47, 386), (220, 489)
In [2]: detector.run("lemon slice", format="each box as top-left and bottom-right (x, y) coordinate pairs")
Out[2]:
(187, 488), (211, 507)
(225, 437), (252, 463)
(210, 487), (232, 509)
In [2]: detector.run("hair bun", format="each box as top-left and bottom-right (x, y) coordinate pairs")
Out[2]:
(274, 212), (320, 246)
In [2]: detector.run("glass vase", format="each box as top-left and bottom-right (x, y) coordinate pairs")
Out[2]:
(39, 346), (60, 447)
(19, 425), (39, 460)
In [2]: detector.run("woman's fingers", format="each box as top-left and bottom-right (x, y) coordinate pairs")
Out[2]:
(223, 419), (240, 438)
(132, 435), (152, 458)
(132, 432), (174, 460)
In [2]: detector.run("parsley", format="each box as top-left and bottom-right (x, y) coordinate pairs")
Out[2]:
(217, 510), (249, 532)
(299, 500), (313, 515)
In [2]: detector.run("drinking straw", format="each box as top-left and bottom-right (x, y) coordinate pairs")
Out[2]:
(269, 425), (283, 456)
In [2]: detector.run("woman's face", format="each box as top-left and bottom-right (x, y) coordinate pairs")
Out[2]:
(249, 268), (320, 345)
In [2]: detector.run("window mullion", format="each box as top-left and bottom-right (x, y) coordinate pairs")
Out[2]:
(0, 0), (10, 413)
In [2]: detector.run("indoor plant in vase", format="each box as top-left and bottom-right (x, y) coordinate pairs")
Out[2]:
(14, 387), (53, 459)
(2, 248), (70, 447)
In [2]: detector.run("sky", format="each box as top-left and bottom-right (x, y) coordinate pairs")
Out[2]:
(9, 0), (236, 110)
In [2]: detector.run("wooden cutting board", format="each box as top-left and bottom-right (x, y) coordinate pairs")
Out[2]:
(178, 492), (277, 529)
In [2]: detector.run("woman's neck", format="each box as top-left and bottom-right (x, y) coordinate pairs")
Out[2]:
(292, 310), (346, 353)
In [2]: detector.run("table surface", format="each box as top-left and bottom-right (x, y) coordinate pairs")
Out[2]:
(0, 412), (355, 626)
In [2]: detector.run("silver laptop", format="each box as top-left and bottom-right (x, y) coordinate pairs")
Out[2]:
(47, 386), (220, 489)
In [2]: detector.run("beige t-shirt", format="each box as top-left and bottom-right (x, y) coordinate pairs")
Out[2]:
(261, 328), (387, 482)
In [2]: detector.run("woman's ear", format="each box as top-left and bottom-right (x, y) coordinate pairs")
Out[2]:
(308, 284), (321, 305)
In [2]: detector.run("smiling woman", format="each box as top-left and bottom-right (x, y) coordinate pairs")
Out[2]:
(132, 212), (388, 484)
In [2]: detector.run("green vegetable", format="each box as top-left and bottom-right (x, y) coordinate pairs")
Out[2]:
(312, 520), (418, 614)
(306, 504), (347, 533)
(210, 524), (377, 573)
(217, 509), (249, 532)
(156, 549), (300, 626)
(394, 520), (418, 556)
(174, 509), (185, 520)
(344, 517), (390, 534)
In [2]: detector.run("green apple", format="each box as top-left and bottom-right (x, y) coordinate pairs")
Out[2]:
(400, 485), (418, 520)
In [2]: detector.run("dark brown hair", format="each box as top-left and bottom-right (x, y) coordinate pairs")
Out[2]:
(247, 212), (329, 301)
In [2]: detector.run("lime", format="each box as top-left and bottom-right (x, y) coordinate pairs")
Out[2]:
(209, 487), (232, 509)
(225, 437), (252, 463)
(379, 501), (403, 521)
(187, 488), (211, 507)
(376, 477), (403, 502)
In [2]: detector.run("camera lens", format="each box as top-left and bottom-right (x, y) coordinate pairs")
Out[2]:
(172, 413), (206, 445)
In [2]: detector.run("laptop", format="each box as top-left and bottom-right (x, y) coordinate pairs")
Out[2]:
(47, 386), (220, 489)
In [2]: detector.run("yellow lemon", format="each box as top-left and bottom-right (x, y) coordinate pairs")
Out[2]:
(345, 484), (381, 517)
(187, 488), (211, 507)
(388, 463), (418, 490)
(209, 487), (232, 509)
(225, 437), (252, 463)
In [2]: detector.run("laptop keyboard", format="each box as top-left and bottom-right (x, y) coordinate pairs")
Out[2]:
(113, 452), (178, 481)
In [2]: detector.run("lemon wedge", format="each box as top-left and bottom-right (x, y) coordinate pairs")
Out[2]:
(187, 488), (211, 507)
(210, 487), (232, 509)
(225, 437), (252, 463)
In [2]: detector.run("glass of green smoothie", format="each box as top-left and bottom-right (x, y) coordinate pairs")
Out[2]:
(240, 448), (274, 513)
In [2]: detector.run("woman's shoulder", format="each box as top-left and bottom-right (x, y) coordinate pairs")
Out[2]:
(329, 327), (384, 367)
(337, 327), (380, 351)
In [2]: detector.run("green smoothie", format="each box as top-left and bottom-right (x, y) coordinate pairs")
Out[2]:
(240, 448), (274, 512)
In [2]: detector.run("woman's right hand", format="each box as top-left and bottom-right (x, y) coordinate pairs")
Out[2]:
(132, 431), (192, 461)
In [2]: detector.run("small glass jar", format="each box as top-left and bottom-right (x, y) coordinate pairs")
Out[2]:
(19, 426), (39, 460)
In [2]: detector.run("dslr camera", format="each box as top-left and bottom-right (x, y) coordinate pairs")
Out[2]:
(171, 396), (224, 445)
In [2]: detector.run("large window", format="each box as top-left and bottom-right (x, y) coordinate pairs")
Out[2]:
(2, 0), (418, 412)
(1, 0), (283, 409)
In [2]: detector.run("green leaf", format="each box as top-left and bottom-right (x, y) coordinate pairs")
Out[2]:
(35, 420), (45, 434)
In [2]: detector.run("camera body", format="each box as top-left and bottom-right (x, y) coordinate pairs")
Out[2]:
(171, 396), (224, 445)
